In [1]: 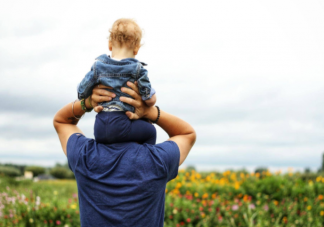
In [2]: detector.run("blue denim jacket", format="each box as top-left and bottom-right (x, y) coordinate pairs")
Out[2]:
(78, 54), (155, 112)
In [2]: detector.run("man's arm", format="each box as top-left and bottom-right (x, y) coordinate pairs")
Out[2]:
(53, 85), (116, 155)
(120, 82), (196, 166)
(150, 109), (196, 165)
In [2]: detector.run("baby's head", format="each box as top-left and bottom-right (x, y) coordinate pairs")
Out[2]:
(108, 18), (143, 56)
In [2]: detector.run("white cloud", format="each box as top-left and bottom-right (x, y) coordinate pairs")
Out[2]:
(0, 0), (324, 168)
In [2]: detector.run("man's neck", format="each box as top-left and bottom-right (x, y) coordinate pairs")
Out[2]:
(111, 48), (135, 60)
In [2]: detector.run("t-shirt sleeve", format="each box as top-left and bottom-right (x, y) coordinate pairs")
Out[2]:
(155, 141), (180, 182)
(67, 133), (89, 173)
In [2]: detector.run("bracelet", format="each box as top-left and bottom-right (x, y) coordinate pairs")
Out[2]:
(72, 100), (83, 119)
(81, 98), (92, 112)
(152, 106), (160, 124)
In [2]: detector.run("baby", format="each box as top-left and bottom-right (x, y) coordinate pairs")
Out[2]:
(77, 18), (157, 144)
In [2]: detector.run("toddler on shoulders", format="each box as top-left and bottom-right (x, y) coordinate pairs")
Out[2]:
(78, 18), (157, 145)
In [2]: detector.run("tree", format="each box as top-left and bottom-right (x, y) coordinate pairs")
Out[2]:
(186, 165), (196, 172)
(255, 167), (268, 174)
(50, 167), (74, 179)
(322, 153), (324, 172)
(0, 166), (21, 177)
(25, 166), (45, 177)
(304, 167), (311, 173)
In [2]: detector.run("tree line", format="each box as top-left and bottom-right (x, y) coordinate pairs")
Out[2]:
(0, 162), (74, 179)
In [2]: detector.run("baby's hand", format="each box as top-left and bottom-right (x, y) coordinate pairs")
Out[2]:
(144, 94), (156, 107)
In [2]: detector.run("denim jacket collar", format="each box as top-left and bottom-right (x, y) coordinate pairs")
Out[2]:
(95, 54), (147, 66)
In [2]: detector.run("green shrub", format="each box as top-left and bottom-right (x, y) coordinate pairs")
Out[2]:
(50, 167), (74, 179)
(25, 166), (45, 177)
(0, 166), (21, 177)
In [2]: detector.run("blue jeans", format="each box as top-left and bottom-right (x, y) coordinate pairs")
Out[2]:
(94, 112), (156, 145)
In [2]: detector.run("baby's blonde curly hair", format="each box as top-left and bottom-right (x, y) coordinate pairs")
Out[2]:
(109, 18), (142, 49)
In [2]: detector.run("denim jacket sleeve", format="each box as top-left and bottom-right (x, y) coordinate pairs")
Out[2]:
(77, 62), (97, 100)
(137, 67), (156, 101)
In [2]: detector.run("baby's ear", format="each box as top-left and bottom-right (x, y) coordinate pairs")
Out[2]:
(109, 41), (112, 51)
(133, 45), (140, 55)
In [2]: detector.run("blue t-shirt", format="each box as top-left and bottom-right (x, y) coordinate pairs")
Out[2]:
(67, 133), (180, 227)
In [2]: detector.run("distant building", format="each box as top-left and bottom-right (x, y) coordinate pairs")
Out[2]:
(24, 171), (33, 179)
(33, 174), (55, 182)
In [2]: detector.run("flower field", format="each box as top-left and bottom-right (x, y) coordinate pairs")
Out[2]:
(1, 170), (324, 227)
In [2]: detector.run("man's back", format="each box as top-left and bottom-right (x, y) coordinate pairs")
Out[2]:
(67, 133), (179, 227)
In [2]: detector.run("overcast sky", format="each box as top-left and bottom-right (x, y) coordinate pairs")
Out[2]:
(0, 0), (323, 172)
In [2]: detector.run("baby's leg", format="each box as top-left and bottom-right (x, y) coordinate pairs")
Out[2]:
(94, 112), (130, 144)
(126, 119), (157, 145)
(94, 112), (156, 144)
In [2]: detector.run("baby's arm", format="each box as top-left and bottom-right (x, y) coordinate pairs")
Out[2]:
(145, 93), (156, 107)
(137, 67), (156, 106)
(77, 63), (97, 99)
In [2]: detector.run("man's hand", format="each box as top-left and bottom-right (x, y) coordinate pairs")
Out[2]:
(89, 82), (157, 121)
(120, 82), (152, 120)
(88, 85), (116, 113)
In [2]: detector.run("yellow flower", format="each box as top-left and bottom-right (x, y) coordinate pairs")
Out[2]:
(316, 176), (322, 182)
(234, 182), (240, 190)
(54, 191), (58, 195)
(273, 200), (279, 206)
(307, 206), (312, 210)
(202, 193), (208, 199)
(201, 212), (206, 218)
(194, 192), (199, 198)
(320, 211), (324, 216)
(304, 197), (308, 202)
(255, 173), (260, 178)
(318, 195), (323, 200)
(71, 204), (77, 209)
(29, 218), (34, 223)
(165, 189), (168, 193)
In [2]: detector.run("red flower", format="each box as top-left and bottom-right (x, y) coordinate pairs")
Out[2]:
(56, 220), (61, 225)
(44, 220), (48, 224)
(169, 215), (173, 219)
(180, 222), (185, 226)
(187, 218), (191, 223)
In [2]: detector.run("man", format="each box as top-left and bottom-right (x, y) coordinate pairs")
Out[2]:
(53, 82), (196, 226)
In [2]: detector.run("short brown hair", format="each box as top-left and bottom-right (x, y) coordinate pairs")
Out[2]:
(109, 18), (142, 49)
